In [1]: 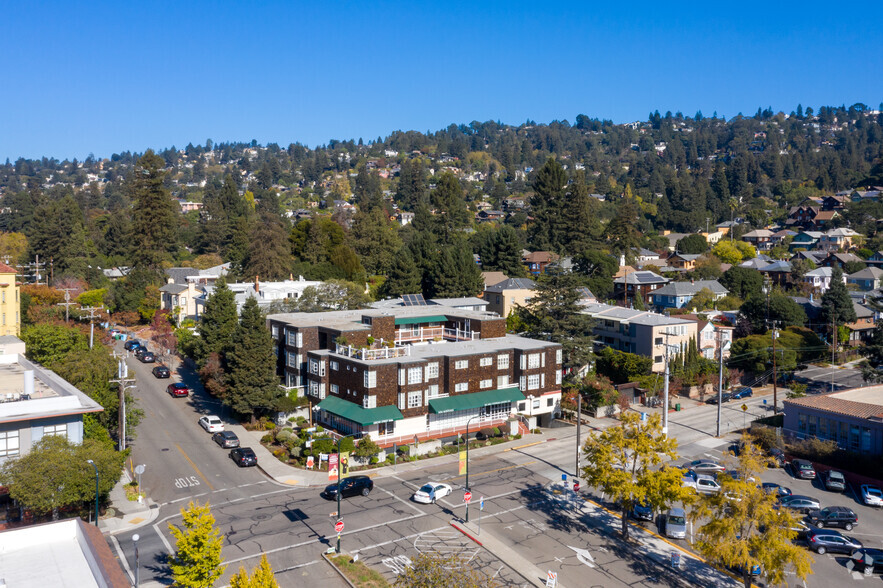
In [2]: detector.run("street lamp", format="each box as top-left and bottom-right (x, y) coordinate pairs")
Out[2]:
(335, 433), (358, 555)
(86, 459), (99, 527)
(464, 414), (481, 522)
(132, 533), (140, 586)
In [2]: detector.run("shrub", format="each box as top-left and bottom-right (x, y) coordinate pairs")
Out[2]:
(289, 446), (302, 459)
(492, 427), (501, 437)
(272, 447), (288, 461)
(513, 434), (522, 440)
(296, 416), (307, 426)
(398, 445), (410, 456)
(261, 433), (274, 444)
(264, 421), (276, 431)
(385, 453), (395, 463)
(338, 436), (356, 453)
(477, 428), (494, 441)
(750, 427), (780, 450)
(369, 456), (379, 465)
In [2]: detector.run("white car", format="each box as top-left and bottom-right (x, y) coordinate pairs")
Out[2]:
(412, 483), (452, 504)
(198, 415), (224, 433)
(861, 484), (883, 507)
(683, 472), (721, 494)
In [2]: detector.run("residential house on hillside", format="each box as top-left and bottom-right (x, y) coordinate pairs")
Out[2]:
(851, 189), (882, 203)
(481, 272), (509, 289)
(475, 210), (505, 223)
(803, 267), (840, 293)
(792, 249), (828, 266)
(613, 270), (669, 307)
(649, 280), (728, 310)
(793, 297), (876, 345)
(786, 206), (838, 230)
(160, 263), (230, 322)
(522, 251), (559, 276)
(484, 278), (536, 318)
(820, 228), (861, 252)
(579, 303), (697, 372)
(635, 248), (661, 263)
(770, 229), (797, 247)
(824, 252), (863, 269)
(822, 195), (849, 210)
(864, 251), (883, 269)
(789, 231), (824, 252)
(666, 253), (702, 270)
(742, 229), (774, 250)
(740, 256), (772, 271)
(759, 260), (793, 287)
(197, 276), (323, 315)
(678, 314), (734, 359)
(848, 267), (883, 291)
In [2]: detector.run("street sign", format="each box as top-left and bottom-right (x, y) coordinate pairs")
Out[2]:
(480, 497), (484, 511)
(741, 403), (748, 412)
(546, 570), (558, 587)
(329, 511), (338, 517)
(134, 464), (145, 475)
(334, 520), (344, 533)
(464, 491), (472, 503)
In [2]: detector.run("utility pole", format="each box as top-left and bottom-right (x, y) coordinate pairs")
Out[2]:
(662, 330), (676, 437)
(770, 320), (779, 415)
(831, 314), (836, 394)
(111, 355), (136, 452)
(716, 331), (724, 437)
(575, 393), (581, 478)
(57, 288), (78, 323)
(81, 305), (104, 349)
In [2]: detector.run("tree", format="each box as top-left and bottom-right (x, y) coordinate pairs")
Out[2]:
(429, 172), (471, 245)
(229, 554), (279, 588)
(676, 234), (708, 254)
(129, 150), (178, 274)
(528, 157), (567, 252)
(198, 277), (238, 364)
(20, 323), (88, 366)
(293, 280), (370, 311)
(720, 266), (762, 300)
(0, 435), (124, 520)
(739, 292), (806, 333)
(693, 438), (813, 588)
(168, 501), (227, 588)
(351, 206), (402, 275)
(562, 171), (602, 255)
(0, 231), (28, 263)
(393, 551), (496, 588)
(517, 269), (596, 370)
(820, 267), (857, 345)
(595, 347), (652, 384)
(226, 298), (284, 420)
(426, 240), (483, 298)
(581, 412), (691, 540)
(472, 224), (526, 277)
(688, 287), (716, 311)
(242, 207), (291, 281)
(353, 434), (380, 459)
(604, 197), (643, 254)
(381, 248), (422, 297)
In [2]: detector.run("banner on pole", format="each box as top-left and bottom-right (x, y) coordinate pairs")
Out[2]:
(328, 454), (339, 481)
(458, 451), (467, 475)
(340, 452), (350, 478)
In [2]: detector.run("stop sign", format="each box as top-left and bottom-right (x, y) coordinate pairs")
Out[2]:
(334, 520), (344, 533)
(464, 491), (472, 503)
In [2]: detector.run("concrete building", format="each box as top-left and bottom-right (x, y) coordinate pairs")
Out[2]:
(267, 307), (562, 445)
(783, 386), (883, 455)
(579, 302), (697, 372)
(483, 277), (536, 317)
(196, 276), (324, 315)
(0, 346), (104, 463)
(0, 262), (20, 336)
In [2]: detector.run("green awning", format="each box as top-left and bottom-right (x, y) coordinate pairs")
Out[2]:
(317, 396), (404, 426)
(394, 315), (448, 326)
(429, 387), (525, 414)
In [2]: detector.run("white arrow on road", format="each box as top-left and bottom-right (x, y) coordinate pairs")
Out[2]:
(567, 545), (595, 568)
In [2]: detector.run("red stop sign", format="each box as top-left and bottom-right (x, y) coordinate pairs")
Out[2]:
(334, 520), (344, 533)
(464, 491), (472, 503)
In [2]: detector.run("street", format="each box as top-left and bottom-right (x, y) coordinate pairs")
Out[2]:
(793, 364), (867, 394)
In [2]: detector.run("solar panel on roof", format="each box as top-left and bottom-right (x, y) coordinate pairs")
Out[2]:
(402, 293), (427, 306)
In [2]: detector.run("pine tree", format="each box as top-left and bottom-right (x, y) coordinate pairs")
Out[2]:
(351, 207), (402, 275)
(198, 277), (238, 364)
(821, 266), (857, 348)
(229, 555), (279, 588)
(382, 248), (422, 297)
(427, 240), (483, 298)
(604, 195), (642, 254)
(129, 150), (178, 274)
(226, 297), (284, 420)
(563, 170), (601, 255)
(429, 172), (471, 245)
(242, 207), (291, 281)
(168, 501), (226, 588)
(528, 158), (567, 252)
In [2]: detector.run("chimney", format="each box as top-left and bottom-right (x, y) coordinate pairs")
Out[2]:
(289, 273), (294, 281)
(255, 275), (260, 292)
(24, 370), (34, 397)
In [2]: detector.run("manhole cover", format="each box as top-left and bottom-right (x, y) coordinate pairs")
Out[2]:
(253, 513), (272, 521)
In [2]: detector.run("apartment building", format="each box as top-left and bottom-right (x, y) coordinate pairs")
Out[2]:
(267, 307), (562, 447)
(0, 263), (20, 336)
(579, 302), (697, 372)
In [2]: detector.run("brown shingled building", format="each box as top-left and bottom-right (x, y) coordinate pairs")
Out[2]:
(783, 386), (883, 455)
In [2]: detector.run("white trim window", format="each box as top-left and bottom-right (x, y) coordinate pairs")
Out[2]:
(363, 395), (377, 409)
(455, 382), (468, 392)
(398, 392), (406, 410)
(497, 375), (509, 388)
(527, 354), (541, 369)
(271, 325), (279, 337)
(319, 383), (326, 399)
(455, 359), (468, 370)
(480, 379), (493, 389)
(556, 349), (563, 364)
(330, 360), (339, 371)
(479, 357), (493, 367)
(407, 390), (422, 408)
(0, 430), (19, 457)
(308, 380), (319, 397)
(398, 368), (406, 385)
(330, 383), (339, 395)
(527, 374), (540, 390)
(44, 423), (67, 437)
(556, 370), (562, 385)
(425, 362), (439, 380)
(427, 384), (439, 397)
(309, 359), (319, 375)
(497, 354), (509, 369)
(408, 366), (422, 385)
(519, 376), (526, 391)
(364, 371), (376, 389)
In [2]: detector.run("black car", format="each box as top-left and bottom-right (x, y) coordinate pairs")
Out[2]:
(138, 351), (156, 363)
(806, 528), (862, 555)
(123, 339), (142, 351)
(152, 365), (171, 378)
(822, 470), (847, 492)
(761, 482), (791, 497)
(806, 506), (858, 530)
(851, 548), (883, 575)
(631, 501), (653, 521)
(230, 447), (257, 467)
(768, 447), (786, 468)
(777, 494), (820, 513)
(791, 459), (816, 479)
(706, 392), (733, 404)
(213, 431), (240, 449)
(322, 475), (374, 499)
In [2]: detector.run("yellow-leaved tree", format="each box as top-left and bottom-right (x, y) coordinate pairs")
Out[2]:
(229, 554), (279, 588)
(168, 501), (226, 588)
(581, 411), (693, 540)
(693, 436), (814, 588)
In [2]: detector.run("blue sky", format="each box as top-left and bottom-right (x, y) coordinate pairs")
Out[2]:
(2, 1), (882, 161)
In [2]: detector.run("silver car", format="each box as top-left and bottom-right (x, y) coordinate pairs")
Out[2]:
(665, 508), (687, 540)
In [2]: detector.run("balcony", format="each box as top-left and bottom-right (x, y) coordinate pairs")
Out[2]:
(394, 326), (478, 344)
(335, 343), (411, 361)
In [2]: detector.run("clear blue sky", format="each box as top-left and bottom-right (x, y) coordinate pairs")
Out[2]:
(2, 1), (882, 161)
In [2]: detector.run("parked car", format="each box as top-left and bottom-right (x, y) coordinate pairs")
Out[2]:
(230, 447), (257, 467)
(212, 431), (240, 449)
(631, 501), (653, 522)
(706, 393), (733, 404)
(861, 485), (883, 507)
(133, 347), (146, 359)
(322, 475), (374, 499)
(167, 383), (190, 398)
(778, 495), (820, 514)
(683, 471), (721, 494)
(152, 365), (170, 378)
(761, 483), (792, 497)
(138, 351), (155, 363)
(412, 483), (452, 504)
(198, 415), (224, 433)
(822, 470), (847, 492)
(123, 339), (142, 351)
(731, 387), (753, 399)
(665, 508), (687, 539)
(806, 506), (858, 530)
(768, 447), (786, 468)
(851, 548), (883, 575)
(108, 328), (122, 337)
(805, 528), (862, 555)
(684, 459), (726, 474)
(791, 459), (816, 480)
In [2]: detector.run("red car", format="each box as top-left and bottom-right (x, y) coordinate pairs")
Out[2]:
(167, 383), (190, 398)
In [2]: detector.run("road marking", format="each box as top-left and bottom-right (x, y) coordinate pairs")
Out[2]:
(152, 522), (174, 554)
(377, 485), (424, 515)
(110, 535), (136, 583)
(174, 443), (215, 491)
(441, 460), (538, 483)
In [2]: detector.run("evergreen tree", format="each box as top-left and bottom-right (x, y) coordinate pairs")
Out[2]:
(427, 240), (483, 298)
(562, 170), (601, 255)
(472, 224), (526, 277)
(382, 248), (422, 297)
(820, 267), (857, 345)
(604, 195), (643, 254)
(429, 172), (471, 245)
(395, 158), (427, 211)
(129, 150), (178, 274)
(226, 297), (284, 419)
(351, 207), (402, 275)
(353, 165), (383, 211)
(242, 206), (291, 281)
(528, 158), (567, 252)
(198, 277), (238, 363)
(168, 501), (226, 588)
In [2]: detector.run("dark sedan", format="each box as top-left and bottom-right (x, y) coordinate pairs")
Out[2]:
(138, 351), (156, 363)
(851, 548), (883, 575)
(230, 447), (258, 467)
(322, 475), (374, 499)
(123, 339), (142, 351)
(213, 431), (240, 449)
(778, 494), (820, 514)
(152, 365), (170, 378)
(706, 392), (733, 404)
(631, 501), (653, 521)
(791, 459), (816, 479)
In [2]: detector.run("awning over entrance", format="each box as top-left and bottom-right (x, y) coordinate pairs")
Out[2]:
(316, 396), (404, 426)
(393, 315), (448, 326)
(428, 387), (525, 414)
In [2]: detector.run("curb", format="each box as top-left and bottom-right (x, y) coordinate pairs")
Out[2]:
(503, 440), (546, 452)
(450, 520), (483, 546)
(321, 553), (358, 588)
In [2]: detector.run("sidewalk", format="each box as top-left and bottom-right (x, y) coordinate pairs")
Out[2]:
(101, 468), (160, 535)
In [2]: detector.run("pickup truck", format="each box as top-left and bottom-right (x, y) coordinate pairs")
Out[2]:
(682, 470), (721, 494)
